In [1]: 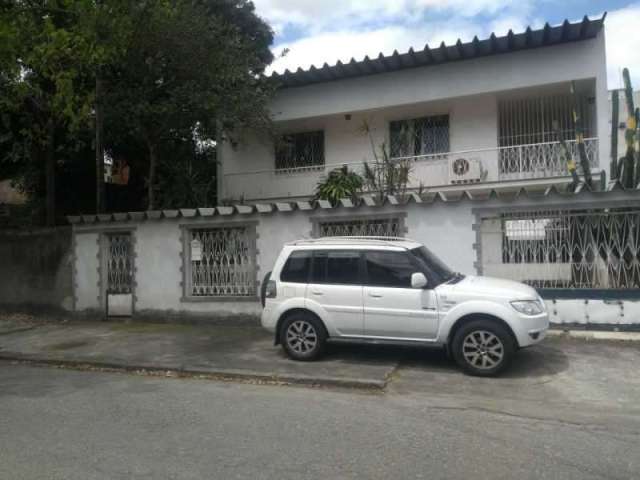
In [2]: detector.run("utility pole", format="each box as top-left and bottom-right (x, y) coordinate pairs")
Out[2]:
(95, 72), (105, 213)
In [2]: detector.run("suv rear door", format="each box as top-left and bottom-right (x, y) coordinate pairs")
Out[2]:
(305, 250), (364, 337)
(362, 250), (438, 340)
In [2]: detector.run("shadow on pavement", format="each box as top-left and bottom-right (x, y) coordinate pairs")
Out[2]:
(324, 340), (569, 379)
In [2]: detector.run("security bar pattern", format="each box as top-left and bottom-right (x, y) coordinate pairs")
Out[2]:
(498, 94), (595, 146)
(495, 209), (640, 289)
(390, 115), (449, 159)
(106, 233), (133, 294)
(498, 137), (598, 179)
(190, 227), (255, 296)
(275, 131), (325, 174)
(317, 217), (403, 237)
(498, 94), (595, 178)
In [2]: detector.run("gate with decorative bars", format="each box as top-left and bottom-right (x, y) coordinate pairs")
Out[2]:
(313, 215), (404, 238)
(104, 232), (134, 316)
(480, 208), (640, 290)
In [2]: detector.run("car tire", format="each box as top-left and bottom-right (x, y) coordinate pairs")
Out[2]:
(451, 319), (515, 377)
(280, 313), (327, 361)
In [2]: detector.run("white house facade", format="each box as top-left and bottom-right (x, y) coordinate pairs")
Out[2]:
(220, 16), (609, 202)
(67, 15), (640, 328)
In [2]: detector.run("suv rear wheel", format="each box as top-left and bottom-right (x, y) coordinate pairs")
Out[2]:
(452, 319), (515, 376)
(280, 314), (326, 361)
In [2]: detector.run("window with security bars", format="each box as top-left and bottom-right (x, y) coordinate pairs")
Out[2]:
(489, 209), (640, 289)
(389, 115), (449, 159)
(497, 94), (596, 176)
(187, 226), (256, 297)
(316, 216), (403, 238)
(275, 131), (324, 172)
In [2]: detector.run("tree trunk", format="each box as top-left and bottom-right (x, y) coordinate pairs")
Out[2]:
(147, 141), (157, 210)
(45, 119), (55, 226)
(95, 74), (105, 213)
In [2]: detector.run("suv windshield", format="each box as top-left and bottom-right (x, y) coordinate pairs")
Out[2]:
(410, 246), (457, 284)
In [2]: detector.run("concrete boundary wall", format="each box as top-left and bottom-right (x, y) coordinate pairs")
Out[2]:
(70, 187), (640, 326)
(0, 227), (73, 312)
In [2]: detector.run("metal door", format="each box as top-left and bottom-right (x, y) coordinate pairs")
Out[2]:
(105, 232), (133, 317)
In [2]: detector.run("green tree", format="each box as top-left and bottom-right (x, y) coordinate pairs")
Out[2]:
(0, 0), (131, 224)
(104, 0), (274, 210)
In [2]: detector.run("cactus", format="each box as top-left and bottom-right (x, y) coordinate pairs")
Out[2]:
(553, 120), (580, 191)
(610, 89), (619, 180)
(622, 68), (636, 188)
(570, 81), (593, 188)
(635, 107), (640, 187)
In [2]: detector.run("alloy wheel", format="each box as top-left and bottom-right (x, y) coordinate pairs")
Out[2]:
(462, 330), (504, 370)
(285, 320), (318, 354)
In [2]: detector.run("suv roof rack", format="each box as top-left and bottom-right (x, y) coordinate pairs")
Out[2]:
(288, 236), (420, 247)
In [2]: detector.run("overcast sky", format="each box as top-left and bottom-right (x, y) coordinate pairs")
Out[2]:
(252, 0), (640, 89)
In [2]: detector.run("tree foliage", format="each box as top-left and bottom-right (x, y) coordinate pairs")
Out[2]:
(0, 0), (275, 223)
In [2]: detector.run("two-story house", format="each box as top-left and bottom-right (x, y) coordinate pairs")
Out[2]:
(220, 16), (608, 202)
(69, 15), (640, 326)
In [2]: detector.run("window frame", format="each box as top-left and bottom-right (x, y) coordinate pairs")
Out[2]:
(180, 221), (259, 302)
(274, 130), (325, 173)
(362, 249), (425, 289)
(308, 249), (364, 286)
(310, 213), (407, 239)
(279, 250), (313, 284)
(389, 114), (450, 159)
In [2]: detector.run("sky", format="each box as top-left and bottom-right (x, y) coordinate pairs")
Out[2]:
(252, 0), (640, 89)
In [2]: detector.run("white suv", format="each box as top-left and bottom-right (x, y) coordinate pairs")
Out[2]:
(261, 237), (549, 376)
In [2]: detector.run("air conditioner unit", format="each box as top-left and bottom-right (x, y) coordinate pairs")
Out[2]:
(449, 157), (482, 184)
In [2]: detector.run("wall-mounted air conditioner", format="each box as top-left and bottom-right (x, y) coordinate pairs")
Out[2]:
(449, 157), (482, 184)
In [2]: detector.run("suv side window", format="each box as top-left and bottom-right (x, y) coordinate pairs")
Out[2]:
(311, 250), (361, 285)
(364, 250), (417, 288)
(280, 250), (312, 283)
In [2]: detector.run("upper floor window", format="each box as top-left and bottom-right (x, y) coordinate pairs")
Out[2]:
(275, 131), (325, 172)
(389, 115), (449, 159)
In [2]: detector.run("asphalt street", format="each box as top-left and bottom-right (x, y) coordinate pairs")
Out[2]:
(1, 360), (638, 480)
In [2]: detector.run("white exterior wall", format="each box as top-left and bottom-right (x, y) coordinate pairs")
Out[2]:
(74, 232), (100, 311)
(224, 94), (500, 201)
(72, 203), (477, 318)
(222, 32), (608, 201)
(71, 186), (640, 326)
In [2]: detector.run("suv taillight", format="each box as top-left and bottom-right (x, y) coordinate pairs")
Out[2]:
(265, 280), (277, 298)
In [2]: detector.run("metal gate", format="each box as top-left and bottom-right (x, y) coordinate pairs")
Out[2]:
(105, 232), (133, 316)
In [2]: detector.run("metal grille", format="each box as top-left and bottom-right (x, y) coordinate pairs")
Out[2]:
(390, 115), (449, 159)
(275, 131), (324, 173)
(498, 94), (595, 177)
(317, 217), (402, 237)
(106, 233), (133, 294)
(498, 138), (598, 179)
(190, 227), (255, 296)
(486, 209), (640, 289)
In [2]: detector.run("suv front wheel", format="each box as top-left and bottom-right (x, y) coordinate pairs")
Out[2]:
(280, 314), (327, 361)
(452, 319), (515, 376)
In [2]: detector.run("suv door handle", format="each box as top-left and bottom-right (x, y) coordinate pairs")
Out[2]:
(369, 292), (383, 298)
(310, 290), (324, 296)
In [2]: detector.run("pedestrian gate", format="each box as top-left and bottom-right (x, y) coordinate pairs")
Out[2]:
(105, 232), (133, 316)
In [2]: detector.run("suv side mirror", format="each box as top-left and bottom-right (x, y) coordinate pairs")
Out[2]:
(411, 272), (428, 289)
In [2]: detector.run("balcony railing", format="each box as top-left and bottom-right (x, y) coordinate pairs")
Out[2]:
(223, 138), (598, 201)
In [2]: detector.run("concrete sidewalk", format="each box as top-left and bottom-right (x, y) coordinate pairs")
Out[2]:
(0, 322), (397, 389)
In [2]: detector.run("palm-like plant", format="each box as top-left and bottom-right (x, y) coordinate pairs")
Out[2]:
(360, 121), (412, 200)
(314, 165), (363, 206)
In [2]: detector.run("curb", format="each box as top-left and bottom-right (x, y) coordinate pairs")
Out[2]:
(0, 354), (387, 391)
(547, 329), (640, 342)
